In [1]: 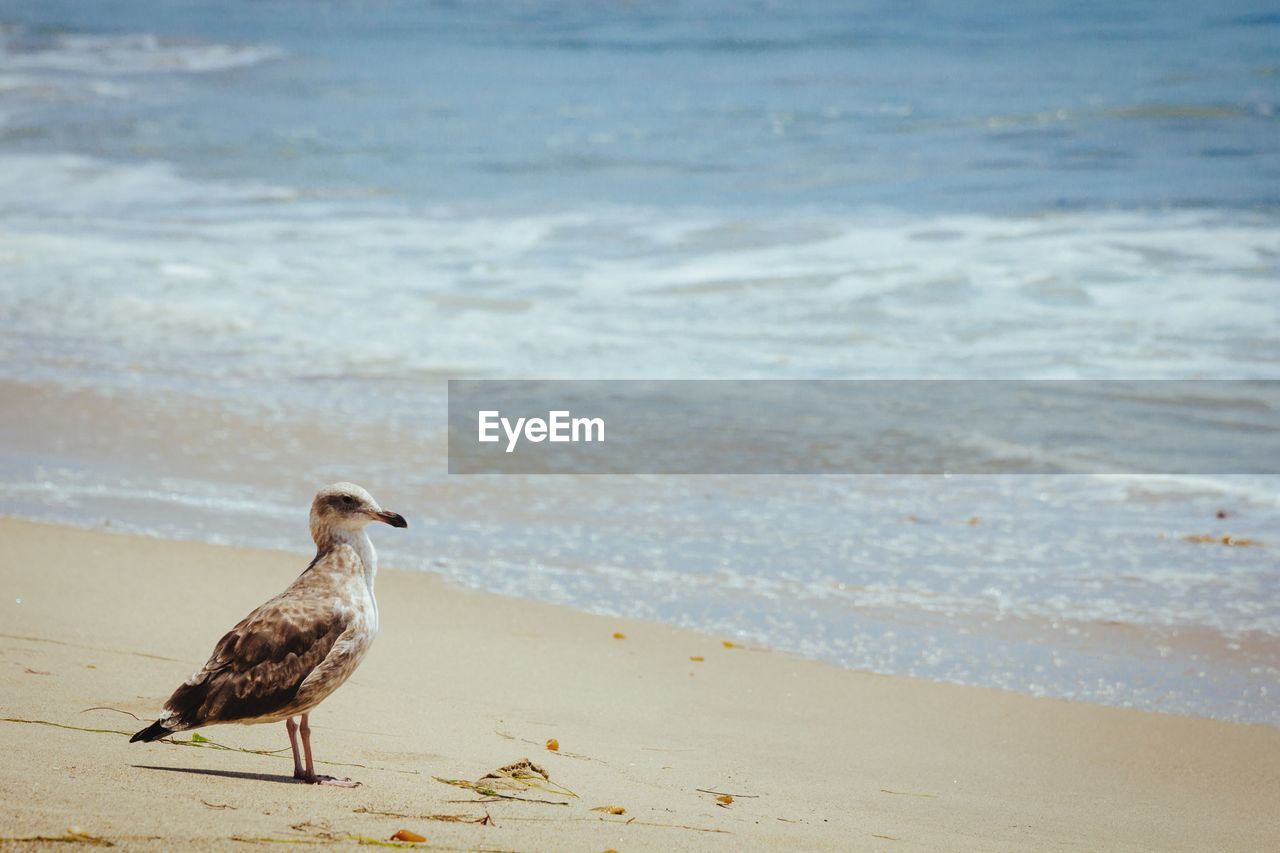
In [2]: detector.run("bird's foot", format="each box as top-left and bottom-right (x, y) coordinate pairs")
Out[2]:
(302, 774), (360, 788)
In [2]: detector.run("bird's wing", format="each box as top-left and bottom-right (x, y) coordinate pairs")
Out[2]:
(291, 614), (373, 711)
(157, 556), (356, 730)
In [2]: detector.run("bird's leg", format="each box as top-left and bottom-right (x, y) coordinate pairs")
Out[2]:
(298, 712), (359, 787)
(286, 717), (304, 779)
(299, 713), (316, 780)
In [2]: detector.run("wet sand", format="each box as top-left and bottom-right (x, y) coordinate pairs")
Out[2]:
(1, 518), (1277, 851)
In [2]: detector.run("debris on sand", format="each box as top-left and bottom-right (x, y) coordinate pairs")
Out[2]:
(1184, 534), (1260, 547)
(434, 758), (578, 803)
(389, 829), (425, 842)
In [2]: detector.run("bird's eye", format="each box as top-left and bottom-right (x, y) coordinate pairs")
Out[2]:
(341, 495), (355, 505)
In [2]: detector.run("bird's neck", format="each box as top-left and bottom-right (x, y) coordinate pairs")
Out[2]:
(313, 526), (378, 592)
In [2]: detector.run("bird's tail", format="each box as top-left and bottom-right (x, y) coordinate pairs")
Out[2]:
(130, 720), (174, 743)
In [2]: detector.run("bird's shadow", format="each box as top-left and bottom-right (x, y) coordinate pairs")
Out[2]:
(133, 764), (299, 785)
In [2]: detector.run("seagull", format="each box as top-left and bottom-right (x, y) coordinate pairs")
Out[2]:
(130, 483), (407, 786)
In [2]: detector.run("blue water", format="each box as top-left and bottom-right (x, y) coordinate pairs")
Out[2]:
(0, 1), (1278, 724)
(2, 0), (1278, 212)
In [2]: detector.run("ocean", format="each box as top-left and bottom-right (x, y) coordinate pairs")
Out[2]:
(0, 1), (1277, 723)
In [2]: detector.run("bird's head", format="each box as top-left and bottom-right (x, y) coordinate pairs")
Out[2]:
(309, 482), (407, 546)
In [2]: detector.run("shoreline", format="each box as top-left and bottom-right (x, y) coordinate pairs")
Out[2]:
(2, 517), (1278, 850)
(5, 503), (1276, 727)
(3, 377), (1277, 727)
(2, 488), (1276, 728)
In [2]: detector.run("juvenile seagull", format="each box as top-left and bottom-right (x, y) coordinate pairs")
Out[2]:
(131, 483), (407, 786)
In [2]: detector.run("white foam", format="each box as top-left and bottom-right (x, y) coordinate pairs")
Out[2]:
(0, 30), (282, 76)
(1, 154), (1278, 388)
(0, 153), (296, 217)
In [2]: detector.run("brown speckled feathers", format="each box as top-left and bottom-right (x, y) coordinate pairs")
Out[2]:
(153, 546), (367, 731)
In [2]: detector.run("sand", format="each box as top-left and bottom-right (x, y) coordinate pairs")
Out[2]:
(1, 518), (1277, 851)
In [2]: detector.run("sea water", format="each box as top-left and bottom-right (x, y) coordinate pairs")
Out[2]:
(0, 1), (1277, 723)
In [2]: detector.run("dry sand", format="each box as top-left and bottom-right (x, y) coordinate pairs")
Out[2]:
(1, 518), (1277, 851)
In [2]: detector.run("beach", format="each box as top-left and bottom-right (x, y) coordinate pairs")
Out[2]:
(2, 518), (1277, 851)
(2, 3), (1279, 849)
(2, 1), (1279, 728)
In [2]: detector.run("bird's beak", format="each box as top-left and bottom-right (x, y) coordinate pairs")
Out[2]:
(373, 510), (408, 528)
